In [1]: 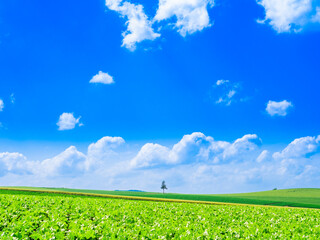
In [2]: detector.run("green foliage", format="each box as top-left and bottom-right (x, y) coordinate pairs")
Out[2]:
(161, 181), (167, 193)
(0, 190), (320, 239)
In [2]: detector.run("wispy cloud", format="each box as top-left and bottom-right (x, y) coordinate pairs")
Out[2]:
(0, 99), (4, 111)
(212, 80), (241, 106)
(256, 150), (270, 163)
(216, 79), (229, 86)
(10, 94), (15, 104)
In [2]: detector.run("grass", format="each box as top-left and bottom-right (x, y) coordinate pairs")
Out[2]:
(1, 186), (320, 209)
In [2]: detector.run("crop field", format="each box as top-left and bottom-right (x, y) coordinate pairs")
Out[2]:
(3, 187), (320, 208)
(1, 190), (320, 239)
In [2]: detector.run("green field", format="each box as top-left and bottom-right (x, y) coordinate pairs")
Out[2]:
(0, 189), (319, 239)
(2, 186), (320, 208)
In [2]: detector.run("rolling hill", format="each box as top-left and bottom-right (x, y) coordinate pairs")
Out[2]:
(1, 187), (319, 208)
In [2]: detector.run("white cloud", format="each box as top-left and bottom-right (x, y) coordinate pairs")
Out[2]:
(221, 134), (261, 161)
(86, 136), (125, 170)
(257, 0), (320, 33)
(216, 79), (229, 86)
(130, 132), (261, 168)
(36, 146), (87, 177)
(89, 71), (114, 84)
(256, 150), (270, 163)
(266, 100), (293, 116)
(1, 134), (320, 193)
(312, 7), (320, 22)
(57, 113), (82, 131)
(271, 135), (320, 177)
(0, 99), (4, 111)
(227, 89), (236, 98)
(130, 143), (170, 168)
(105, 0), (160, 51)
(0, 136), (126, 177)
(154, 0), (215, 36)
(169, 132), (215, 163)
(273, 135), (320, 160)
(88, 136), (125, 153)
(213, 80), (240, 106)
(37, 136), (125, 177)
(0, 152), (28, 175)
(130, 132), (218, 168)
(10, 94), (15, 104)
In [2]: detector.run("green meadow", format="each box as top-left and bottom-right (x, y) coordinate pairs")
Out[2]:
(2, 187), (320, 208)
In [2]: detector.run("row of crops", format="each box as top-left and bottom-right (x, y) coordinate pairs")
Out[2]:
(0, 190), (319, 239)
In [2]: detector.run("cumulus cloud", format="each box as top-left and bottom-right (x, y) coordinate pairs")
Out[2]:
(169, 132), (216, 163)
(89, 71), (114, 84)
(86, 136), (125, 170)
(34, 136), (125, 177)
(130, 143), (170, 168)
(221, 134), (261, 161)
(104, 0), (216, 50)
(154, 0), (215, 36)
(0, 133), (320, 193)
(57, 113), (82, 131)
(0, 136), (126, 178)
(270, 135), (320, 177)
(88, 136), (125, 153)
(257, 0), (320, 33)
(273, 135), (320, 160)
(0, 99), (4, 111)
(131, 132), (216, 168)
(130, 132), (261, 168)
(105, 0), (160, 51)
(0, 152), (28, 175)
(266, 100), (293, 116)
(36, 146), (87, 177)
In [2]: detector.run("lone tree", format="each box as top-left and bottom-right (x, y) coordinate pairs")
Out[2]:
(161, 180), (167, 194)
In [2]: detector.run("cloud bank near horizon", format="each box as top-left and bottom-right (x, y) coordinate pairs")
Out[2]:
(0, 132), (319, 194)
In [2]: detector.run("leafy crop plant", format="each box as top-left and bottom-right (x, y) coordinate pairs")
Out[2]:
(0, 190), (319, 239)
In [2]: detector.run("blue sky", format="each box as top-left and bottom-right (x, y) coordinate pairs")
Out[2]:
(0, 0), (319, 193)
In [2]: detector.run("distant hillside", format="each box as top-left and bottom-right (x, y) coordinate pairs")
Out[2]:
(114, 190), (145, 192)
(1, 187), (320, 208)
